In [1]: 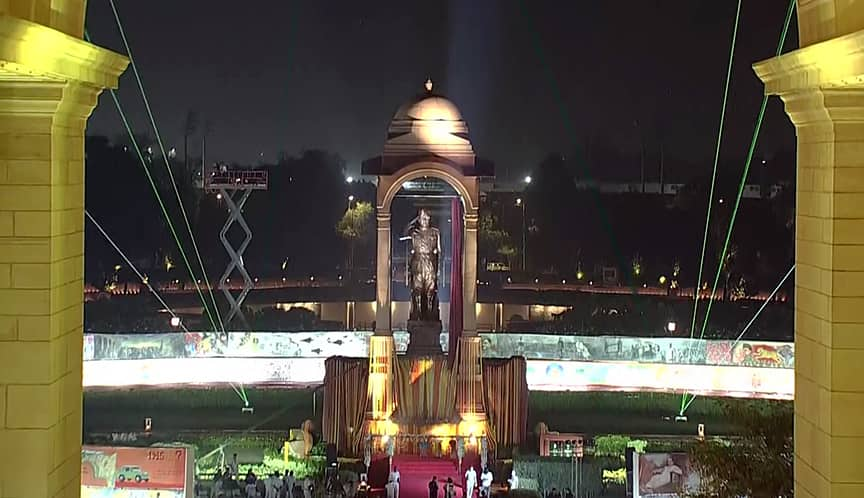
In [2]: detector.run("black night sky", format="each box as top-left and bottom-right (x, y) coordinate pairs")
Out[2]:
(85, 0), (797, 180)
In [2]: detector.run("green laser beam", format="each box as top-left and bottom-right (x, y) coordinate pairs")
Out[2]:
(86, 28), (219, 334)
(87, 26), (219, 333)
(85, 210), (192, 335)
(107, 0), (227, 336)
(681, 264), (795, 413)
(695, 0), (795, 344)
(682, 0), (742, 415)
(194, 402), (296, 468)
(105, 89), (220, 333)
(679, 0), (795, 415)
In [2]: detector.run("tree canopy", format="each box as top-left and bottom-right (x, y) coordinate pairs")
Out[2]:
(688, 401), (793, 498)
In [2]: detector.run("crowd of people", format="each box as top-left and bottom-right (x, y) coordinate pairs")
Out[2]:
(207, 467), (311, 498)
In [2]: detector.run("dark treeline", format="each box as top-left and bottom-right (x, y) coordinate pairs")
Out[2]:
(85, 136), (794, 301)
(85, 135), (376, 287)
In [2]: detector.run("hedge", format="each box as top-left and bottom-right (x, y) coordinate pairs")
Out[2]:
(513, 456), (621, 498)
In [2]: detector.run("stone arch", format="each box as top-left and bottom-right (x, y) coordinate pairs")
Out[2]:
(377, 161), (480, 215)
(372, 160), (479, 338)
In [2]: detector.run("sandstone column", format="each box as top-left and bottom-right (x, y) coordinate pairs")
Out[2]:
(0, 8), (128, 498)
(462, 209), (479, 336)
(374, 212), (392, 335)
(457, 209), (484, 424)
(755, 4), (864, 495)
(369, 212), (394, 428)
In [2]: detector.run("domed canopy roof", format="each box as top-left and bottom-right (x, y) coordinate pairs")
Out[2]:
(391, 78), (465, 123)
(393, 93), (463, 122)
(363, 79), (493, 178)
(384, 79), (474, 162)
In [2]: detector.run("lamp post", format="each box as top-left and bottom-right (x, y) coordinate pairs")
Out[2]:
(516, 198), (526, 272)
(347, 195), (356, 276)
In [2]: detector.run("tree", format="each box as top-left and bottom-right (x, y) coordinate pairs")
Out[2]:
(336, 201), (373, 271)
(719, 244), (739, 301)
(479, 213), (515, 267)
(688, 401), (792, 497)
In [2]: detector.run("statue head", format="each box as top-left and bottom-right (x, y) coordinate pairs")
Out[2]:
(418, 208), (431, 228)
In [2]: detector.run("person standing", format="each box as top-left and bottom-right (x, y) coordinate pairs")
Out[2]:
(229, 454), (240, 479)
(444, 478), (455, 498)
(302, 477), (313, 498)
(244, 469), (257, 498)
(283, 472), (295, 498)
(265, 473), (281, 498)
(356, 476), (370, 498)
(479, 467), (493, 498)
(388, 466), (400, 498)
(428, 476), (439, 498)
(210, 472), (223, 498)
(464, 466), (477, 498)
(508, 470), (519, 490)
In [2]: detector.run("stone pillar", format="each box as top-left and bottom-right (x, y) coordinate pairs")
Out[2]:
(369, 212), (394, 431)
(755, 11), (864, 496)
(367, 335), (394, 423)
(374, 212), (392, 335)
(0, 12), (127, 498)
(456, 208), (484, 423)
(462, 209), (479, 336)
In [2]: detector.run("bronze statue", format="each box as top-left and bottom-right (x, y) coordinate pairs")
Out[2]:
(406, 208), (441, 321)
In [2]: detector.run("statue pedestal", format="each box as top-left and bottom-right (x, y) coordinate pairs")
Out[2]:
(406, 320), (443, 356)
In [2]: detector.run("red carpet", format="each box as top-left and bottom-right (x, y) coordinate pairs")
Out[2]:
(391, 456), (465, 498)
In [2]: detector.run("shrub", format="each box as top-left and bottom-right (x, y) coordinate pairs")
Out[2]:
(513, 456), (608, 498)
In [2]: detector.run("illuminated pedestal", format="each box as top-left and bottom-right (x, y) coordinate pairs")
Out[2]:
(405, 320), (443, 356)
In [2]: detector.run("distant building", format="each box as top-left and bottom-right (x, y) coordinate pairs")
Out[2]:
(484, 178), (783, 199)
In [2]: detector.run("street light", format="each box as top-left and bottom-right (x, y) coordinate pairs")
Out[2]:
(666, 321), (677, 333)
(170, 316), (181, 328)
(346, 176), (355, 183)
(347, 194), (355, 209)
(524, 175), (532, 184)
(516, 198), (526, 272)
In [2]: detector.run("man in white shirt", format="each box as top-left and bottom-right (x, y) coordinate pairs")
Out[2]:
(479, 468), (493, 498)
(508, 470), (519, 490)
(464, 467), (477, 498)
(388, 467), (400, 498)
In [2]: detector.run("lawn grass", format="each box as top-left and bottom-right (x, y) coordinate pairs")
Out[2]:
(84, 387), (787, 440)
(527, 391), (779, 437)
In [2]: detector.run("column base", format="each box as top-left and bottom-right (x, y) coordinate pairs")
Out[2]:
(457, 336), (485, 420)
(368, 335), (395, 422)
